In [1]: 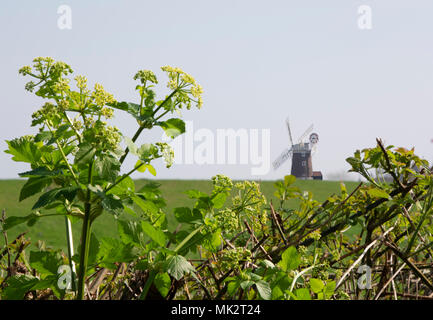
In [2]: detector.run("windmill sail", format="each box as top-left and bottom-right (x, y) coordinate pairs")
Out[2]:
(297, 124), (314, 144)
(272, 147), (293, 170)
(286, 117), (294, 148)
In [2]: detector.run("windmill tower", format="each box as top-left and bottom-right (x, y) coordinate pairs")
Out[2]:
(273, 118), (322, 180)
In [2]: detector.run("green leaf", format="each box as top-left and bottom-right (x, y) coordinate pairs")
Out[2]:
(5, 137), (42, 163)
(227, 279), (241, 297)
(158, 118), (185, 138)
(135, 161), (157, 176)
(1, 275), (39, 300)
(32, 187), (79, 210)
(137, 143), (159, 162)
(3, 213), (40, 230)
(255, 280), (271, 300)
(97, 238), (139, 269)
(310, 278), (324, 294)
(240, 280), (255, 290)
(323, 281), (336, 299)
(74, 142), (96, 164)
(34, 131), (53, 143)
(29, 250), (62, 276)
(90, 185), (124, 215)
(164, 255), (195, 281)
(278, 246), (300, 272)
(135, 160), (146, 172)
(184, 189), (208, 199)
(100, 194), (124, 216)
(107, 176), (135, 196)
(211, 193), (227, 209)
(124, 137), (138, 156)
(32, 275), (63, 299)
(174, 226), (203, 254)
(202, 229), (222, 253)
(295, 288), (311, 300)
(19, 177), (52, 201)
(154, 272), (171, 297)
(132, 196), (159, 216)
(367, 188), (390, 199)
(260, 259), (276, 269)
(109, 101), (141, 120)
(19, 167), (63, 177)
(174, 207), (201, 223)
(118, 219), (144, 247)
(94, 156), (120, 183)
(145, 164), (156, 176)
(271, 285), (285, 300)
(141, 221), (166, 247)
(284, 175), (296, 186)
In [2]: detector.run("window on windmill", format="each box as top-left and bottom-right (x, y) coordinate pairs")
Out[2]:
(302, 161), (306, 167)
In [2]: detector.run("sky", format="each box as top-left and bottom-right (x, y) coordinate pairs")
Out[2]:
(1, 0), (433, 181)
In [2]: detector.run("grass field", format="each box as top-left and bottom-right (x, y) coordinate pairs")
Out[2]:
(0, 179), (359, 251)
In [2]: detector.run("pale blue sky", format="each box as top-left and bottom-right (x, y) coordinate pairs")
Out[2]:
(1, 1), (433, 180)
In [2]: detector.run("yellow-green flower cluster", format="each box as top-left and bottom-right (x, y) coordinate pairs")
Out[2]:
(51, 61), (73, 77)
(307, 229), (321, 241)
(212, 174), (233, 194)
(161, 65), (203, 109)
(216, 208), (239, 232)
(72, 117), (83, 131)
(191, 84), (204, 108)
(101, 107), (114, 119)
(24, 81), (36, 92)
(57, 99), (69, 112)
(18, 66), (32, 76)
(52, 78), (70, 94)
(219, 247), (252, 272)
(74, 75), (88, 92)
(19, 57), (73, 97)
(233, 181), (267, 230)
(32, 57), (55, 73)
(161, 66), (183, 90)
(84, 120), (122, 152)
(32, 102), (62, 125)
(156, 142), (174, 168)
(134, 70), (158, 85)
(91, 83), (115, 106)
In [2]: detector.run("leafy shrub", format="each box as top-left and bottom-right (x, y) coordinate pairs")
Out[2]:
(2, 58), (433, 300)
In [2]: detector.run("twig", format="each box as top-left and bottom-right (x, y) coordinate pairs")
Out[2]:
(243, 220), (272, 261)
(374, 262), (406, 300)
(0, 210), (11, 276)
(335, 224), (395, 290)
(385, 240), (433, 292)
(269, 203), (288, 246)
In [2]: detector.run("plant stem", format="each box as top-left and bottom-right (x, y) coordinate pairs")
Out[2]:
(44, 121), (80, 186)
(119, 125), (145, 165)
(139, 269), (157, 300)
(105, 161), (145, 193)
(77, 159), (94, 300)
(118, 89), (179, 165)
(64, 216), (77, 293)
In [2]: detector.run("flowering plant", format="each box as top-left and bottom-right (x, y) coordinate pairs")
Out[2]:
(7, 57), (203, 299)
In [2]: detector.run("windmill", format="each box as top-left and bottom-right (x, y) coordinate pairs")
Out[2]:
(273, 117), (322, 180)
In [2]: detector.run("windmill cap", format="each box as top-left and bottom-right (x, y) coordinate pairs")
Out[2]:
(309, 133), (319, 144)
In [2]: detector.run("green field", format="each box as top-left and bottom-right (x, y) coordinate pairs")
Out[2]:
(0, 179), (359, 251)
